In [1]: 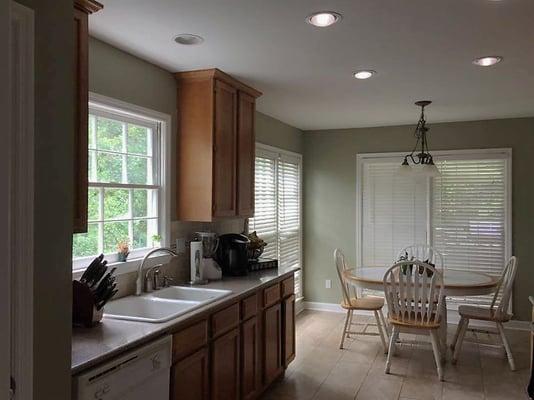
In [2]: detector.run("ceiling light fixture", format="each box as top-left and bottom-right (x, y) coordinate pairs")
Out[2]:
(472, 56), (503, 67)
(398, 101), (440, 178)
(174, 34), (204, 46)
(353, 70), (376, 80)
(306, 11), (342, 27)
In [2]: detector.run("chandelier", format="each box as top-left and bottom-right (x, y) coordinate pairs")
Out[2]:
(398, 100), (440, 177)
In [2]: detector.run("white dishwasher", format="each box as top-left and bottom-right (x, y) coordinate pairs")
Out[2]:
(73, 335), (172, 400)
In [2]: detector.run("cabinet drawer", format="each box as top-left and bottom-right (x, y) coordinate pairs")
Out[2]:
(281, 276), (295, 298)
(241, 293), (258, 320)
(172, 320), (208, 362)
(263, 283), (281, 308)
(212, 302), (240, 337)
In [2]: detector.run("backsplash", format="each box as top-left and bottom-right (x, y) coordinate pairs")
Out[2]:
(79, 218), (246, 300)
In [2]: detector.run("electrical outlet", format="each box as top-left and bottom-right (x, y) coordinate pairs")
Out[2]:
(176, 238), (186, 255)
(325, 279), (332, 289)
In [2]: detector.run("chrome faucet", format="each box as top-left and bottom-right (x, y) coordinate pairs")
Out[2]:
(136, 247), (178, 296)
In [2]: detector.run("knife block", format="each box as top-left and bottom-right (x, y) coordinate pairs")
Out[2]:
(73, 280), (104, 327)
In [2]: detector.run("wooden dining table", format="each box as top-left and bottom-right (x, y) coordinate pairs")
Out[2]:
(343, 266), (500, 356)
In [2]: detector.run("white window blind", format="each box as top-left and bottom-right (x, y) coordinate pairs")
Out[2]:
(357, 150), (511, 308)
(250, 146), (303, 298)
(432, 157), (508, 306)
(361, 160), (428, 266)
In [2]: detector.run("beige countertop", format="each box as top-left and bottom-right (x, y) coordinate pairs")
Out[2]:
(71, 267), (298, 375)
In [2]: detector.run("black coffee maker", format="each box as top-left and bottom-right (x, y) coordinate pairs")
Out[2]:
(216, 233), (250, 276)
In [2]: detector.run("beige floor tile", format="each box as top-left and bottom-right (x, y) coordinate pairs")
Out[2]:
(400, 376), (443, 400)
(355, 375), (403, 400)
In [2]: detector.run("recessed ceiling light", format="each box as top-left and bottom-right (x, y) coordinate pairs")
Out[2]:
(174, 34), (204, 46)
(306, 11), (342, 27)
(472, 56), (503, 67)
(353, 70), (376, 80)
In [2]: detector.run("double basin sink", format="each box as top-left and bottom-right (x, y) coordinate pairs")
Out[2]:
(104, 286), (232, 323)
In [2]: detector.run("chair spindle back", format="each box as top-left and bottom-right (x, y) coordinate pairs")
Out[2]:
(334, 248), (356, 304)
(490, 256), (518, 319)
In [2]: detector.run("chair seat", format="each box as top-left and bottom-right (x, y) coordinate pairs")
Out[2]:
(458, 305), (511, 322)
(341, 296), (384, 311)
(388, 312), (441, 329)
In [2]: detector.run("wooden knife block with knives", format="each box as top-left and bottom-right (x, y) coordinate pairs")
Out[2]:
(73, 254), (117, 327)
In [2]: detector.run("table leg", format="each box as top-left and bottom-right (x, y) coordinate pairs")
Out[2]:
(439, 296), (448, 363)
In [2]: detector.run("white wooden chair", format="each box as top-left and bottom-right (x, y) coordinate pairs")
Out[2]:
(383, 260), (444, 381)
(451, 256), (518, 371)
(398, 244), (444, 271)
(334, 249), (388, 351)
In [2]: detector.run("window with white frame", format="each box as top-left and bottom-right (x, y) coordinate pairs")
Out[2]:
(72, 96), (169, 267)
(357, 149), (511, 307)
(250, 144), (303, 298)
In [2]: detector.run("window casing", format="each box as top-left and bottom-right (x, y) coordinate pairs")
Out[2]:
(356, 149), (511, 308)
(250, 144), (303, 298)
(72, 95), (170, 269)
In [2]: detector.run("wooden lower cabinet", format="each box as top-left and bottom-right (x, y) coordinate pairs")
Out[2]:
(283, 295), (296, 367)
(169, 274), (296, 400)
(211, 328), (240, 400)
(263, 303), (283, 386)
(171, 347), (209, 400)
(241, 317), (258, 400)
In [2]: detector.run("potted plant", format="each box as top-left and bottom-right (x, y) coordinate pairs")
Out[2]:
(151, 234), (162, 248)
(117, 239), (130, 262)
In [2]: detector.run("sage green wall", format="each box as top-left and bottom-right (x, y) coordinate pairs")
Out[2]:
(17, 0), (74, 398)
(304, 118), (534, 321)
(256, 111), (303, 153)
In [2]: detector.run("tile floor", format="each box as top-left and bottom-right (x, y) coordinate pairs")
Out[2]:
(262, 310), (531, 400)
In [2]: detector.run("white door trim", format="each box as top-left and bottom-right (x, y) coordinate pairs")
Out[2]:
(9, 3), (34, 399)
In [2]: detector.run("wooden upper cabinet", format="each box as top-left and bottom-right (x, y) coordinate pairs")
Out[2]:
(213, 80), (237, 217)
(236, 92), (256, 217)
(73, 0), (102, 233)
(175, 69), (261, 222)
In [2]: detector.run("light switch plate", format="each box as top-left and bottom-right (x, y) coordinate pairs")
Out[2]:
(176, 238), (186, 255)
(325, 279), (332, 289)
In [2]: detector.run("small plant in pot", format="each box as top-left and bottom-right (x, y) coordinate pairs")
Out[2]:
(117, 239), (130, 262)
(151, 234), (162, 248)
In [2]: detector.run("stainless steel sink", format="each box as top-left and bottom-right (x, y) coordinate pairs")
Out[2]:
(104, 286), (232, 323)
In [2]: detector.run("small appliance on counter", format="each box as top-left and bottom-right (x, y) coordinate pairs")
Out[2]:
(216, 233), (250, 276)
(195, 231), (222, 281)
(190, 240), (207, 284)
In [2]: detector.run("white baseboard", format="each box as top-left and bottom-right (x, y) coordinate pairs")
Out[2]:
(303, 301), (531, 331)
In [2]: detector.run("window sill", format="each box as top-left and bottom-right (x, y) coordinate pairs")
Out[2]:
(72, 252), (174, 280)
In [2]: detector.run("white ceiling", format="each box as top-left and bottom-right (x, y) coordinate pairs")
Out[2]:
(89, 0), (534, 130)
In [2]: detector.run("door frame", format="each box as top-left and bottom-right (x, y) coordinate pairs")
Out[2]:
(7, 2), (35, 399)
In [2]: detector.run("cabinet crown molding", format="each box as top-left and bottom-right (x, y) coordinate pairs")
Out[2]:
(175, 68), (262, 99)
(74, 0), (103, 14)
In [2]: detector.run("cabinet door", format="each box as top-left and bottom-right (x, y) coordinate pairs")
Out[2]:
(241, 317), (258, 400)
(73, 8), (89, 233)
(171, 347), (209, 400)
(283, 294), (296, 367)
(213, 79), (237, 217)
(211, 327), (240, 400)
(263, 303), (283, 386)
(236, 92), (255, 217)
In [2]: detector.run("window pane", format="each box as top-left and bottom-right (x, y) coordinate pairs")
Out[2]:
(133, 219), (147, 249)
(72, 223), (99, 258)
(133, 189), (147, 218)
(104, 188), (129, 220)
(96, 116), (123, 152)
(128, 124), (149, 155)
(88, 115), (96, 148)
(97, 152), (123, 183)
(88, 188), (100, 221)
(127, 155), (149, 184)
(103, 221), (129, 254)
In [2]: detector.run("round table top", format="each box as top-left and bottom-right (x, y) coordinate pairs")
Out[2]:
(343, 266), (499, 295)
